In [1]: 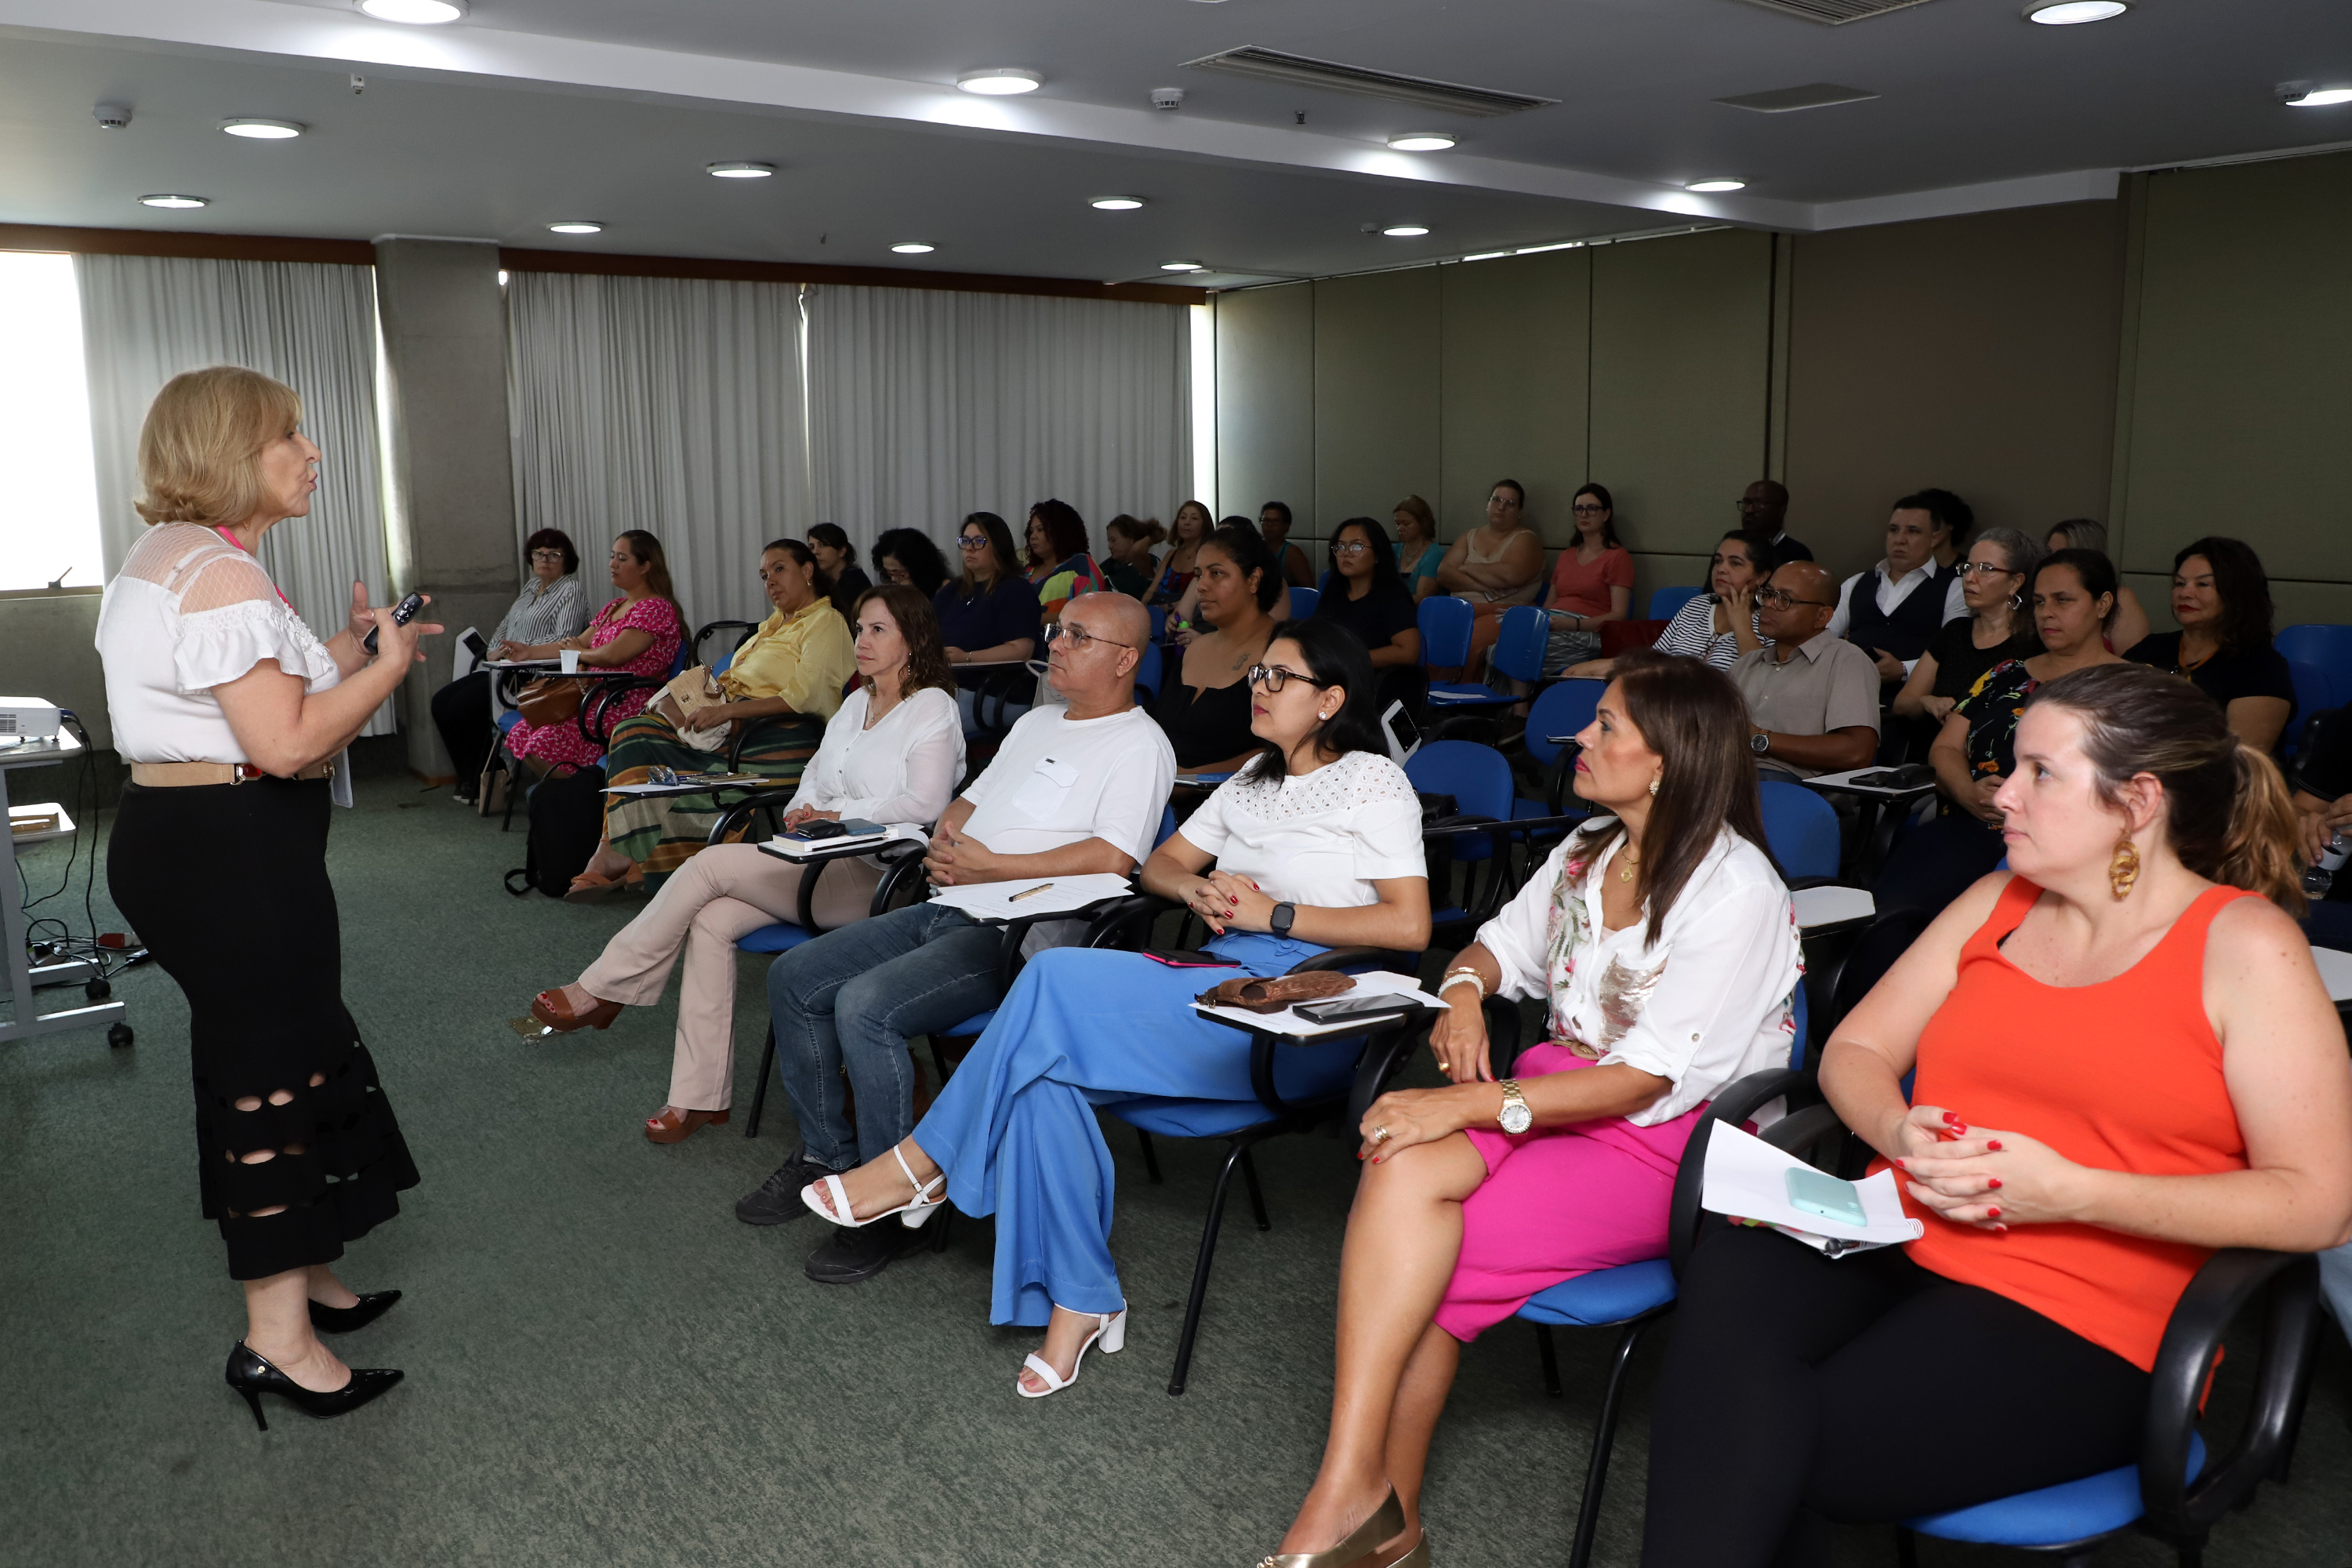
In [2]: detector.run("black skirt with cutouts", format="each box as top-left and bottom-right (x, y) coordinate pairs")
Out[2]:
(110, 776), (420, 1281)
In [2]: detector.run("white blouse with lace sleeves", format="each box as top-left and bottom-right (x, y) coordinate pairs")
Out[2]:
(1179, 749), (1425, 909)
(784, 686), (964, 829)
(1475, 823), (1802, 1126)
(95, 524), (343, 765)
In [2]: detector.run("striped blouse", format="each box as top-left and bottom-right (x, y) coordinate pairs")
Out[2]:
(491, 574), (592, 648)
(1650, 593), (1771, 670)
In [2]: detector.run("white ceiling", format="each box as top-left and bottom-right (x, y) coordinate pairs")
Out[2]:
(2, 0), (2348, 285)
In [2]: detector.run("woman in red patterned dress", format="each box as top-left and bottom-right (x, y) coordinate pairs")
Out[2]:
(502, 529), (687, 774)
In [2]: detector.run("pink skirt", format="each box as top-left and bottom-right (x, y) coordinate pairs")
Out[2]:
(1434, 1044), (1708, 1342)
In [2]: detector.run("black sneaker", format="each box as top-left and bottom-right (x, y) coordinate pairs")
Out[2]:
(803, 1220), (938, 1285)
(735, 1147), (842, 1225)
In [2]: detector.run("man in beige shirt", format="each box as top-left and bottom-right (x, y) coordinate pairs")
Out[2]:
(1731, 561), (1882, 782)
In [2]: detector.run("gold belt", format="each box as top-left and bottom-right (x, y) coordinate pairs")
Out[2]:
(129, 760), (336, 787)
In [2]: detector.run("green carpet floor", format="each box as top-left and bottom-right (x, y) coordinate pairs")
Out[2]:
(4, 739), (2349, 1567)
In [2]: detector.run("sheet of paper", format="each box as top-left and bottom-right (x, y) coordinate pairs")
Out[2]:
(1792, 885), (1875, 931)
(1426, 690), (1505, 705)
(926, 873), (1137, 921)
(1701, 1120), (1923, 1254)
(1190, 968), (1440, 1038)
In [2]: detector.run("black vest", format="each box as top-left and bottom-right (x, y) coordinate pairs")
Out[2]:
(1846, 564), (1951, 665)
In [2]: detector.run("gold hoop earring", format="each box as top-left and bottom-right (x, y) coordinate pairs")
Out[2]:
(2109, 829), (2141, 902)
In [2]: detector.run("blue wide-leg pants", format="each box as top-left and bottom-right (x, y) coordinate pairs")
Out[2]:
(911, 934), (1362, 1327)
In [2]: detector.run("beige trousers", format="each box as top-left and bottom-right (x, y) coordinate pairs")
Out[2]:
(578, 842), (881, 1110)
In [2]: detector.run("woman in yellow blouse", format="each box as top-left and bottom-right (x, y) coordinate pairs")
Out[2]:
(572, 539), (855, 896)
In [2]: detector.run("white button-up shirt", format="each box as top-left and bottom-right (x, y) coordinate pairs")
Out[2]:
(1826, 560), (1968, 674)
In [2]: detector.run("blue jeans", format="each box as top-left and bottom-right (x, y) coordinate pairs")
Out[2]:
(764, 901), (1005, 1171)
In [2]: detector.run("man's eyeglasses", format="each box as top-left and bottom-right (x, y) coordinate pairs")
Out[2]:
(1954, 561), (2020, 579)
(1247, 663), (1330, 694)
(1043, 621), (1134, 652)
(1755, 587), (1835, 610)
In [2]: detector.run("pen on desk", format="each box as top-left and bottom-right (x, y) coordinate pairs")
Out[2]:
(1007, 882), (1055, 903)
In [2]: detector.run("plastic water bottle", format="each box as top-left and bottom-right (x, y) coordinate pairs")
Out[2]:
(2307, 830), (2350, 899)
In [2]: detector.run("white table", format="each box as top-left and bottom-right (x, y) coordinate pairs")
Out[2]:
(0, 731), (128, 1048)
(1792, 884), (1876, 936)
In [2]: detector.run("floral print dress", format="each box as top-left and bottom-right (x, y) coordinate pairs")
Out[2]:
(504, 593), (684, 771)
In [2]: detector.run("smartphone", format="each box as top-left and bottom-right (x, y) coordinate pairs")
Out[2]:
(1295, 993), (1414, 1025)
(1850, 763), (1935, 790)
(1784, 1167), (1868, 1228)
(786, 818), (888, 843)
(1142, 949), (1241, 969)
(363, 590), (426, 655)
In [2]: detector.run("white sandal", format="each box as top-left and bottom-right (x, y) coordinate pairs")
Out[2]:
(800, 1145), (946, 1229)
(1016, 1308), (1127, 1399)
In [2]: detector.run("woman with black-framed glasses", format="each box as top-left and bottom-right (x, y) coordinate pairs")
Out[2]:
(933, 511), (1043, 737)
(1312, 517), (1422, 670)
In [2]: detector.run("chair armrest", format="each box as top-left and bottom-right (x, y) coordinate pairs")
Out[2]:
(1784, 875), (1842, 891)
(727, 711), (804, 771)
(1080, 894), (1176, 952)
(2141, 1249), (2322, 1537)
(988, 893), (1140, 996)
(1286, 946), (1425, 977)
(871, 848), (935, 918)
(707, 787), (803, 845)
(1667, 1068), (1827, 1278)
(578, 676), (664, 748)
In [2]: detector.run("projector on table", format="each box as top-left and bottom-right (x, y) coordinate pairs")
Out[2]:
(0, 698), (64, 741)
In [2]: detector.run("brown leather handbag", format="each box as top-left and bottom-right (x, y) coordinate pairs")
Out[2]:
(514, 677), (583, 728)
(1194, 971), (1355, 1014)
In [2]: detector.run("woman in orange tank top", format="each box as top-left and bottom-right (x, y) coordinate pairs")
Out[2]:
(1642, 663), (2352, 1568)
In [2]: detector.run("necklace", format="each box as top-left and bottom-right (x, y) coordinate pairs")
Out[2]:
(1618, 848), (1640, 884)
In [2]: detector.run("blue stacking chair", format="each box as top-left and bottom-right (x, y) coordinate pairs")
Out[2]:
(1135, 641), (1164, 706)
(1418, 595), (1475, 677)
(1406, 740), (1522, 944)
(1148, 605), (1169, 643)
(1520, 679), (1604, 823)
(1423, 603), (1548, 712)
(1512, 989), (1815, 1568)
(1287, 586), (1321, 619)
(2274, 625), (2352, 704)
(1647, 585), (1703, 622)
(2284, 659), (2332, 761)
(1759, 780), (1842, 887)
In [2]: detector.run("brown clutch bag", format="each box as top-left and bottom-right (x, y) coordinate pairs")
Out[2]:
(1194, 971), (1355, 1014)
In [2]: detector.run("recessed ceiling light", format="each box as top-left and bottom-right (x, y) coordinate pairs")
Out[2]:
(1381, 224), (1432, 238)
(707, 162), (775, 179)
(220, 118), (305, 140)
(1091, 197), (1145, 211)
(356, 0), (467, 21)
(2285, 85), (2352, 107)
(139, 194), (209, 209)
(1160, 260), (1205, 272)
(891, 242), (936, 254)
(2024, 0), (2128, 21)
(1387, 132), (1457, 151)
(956, 69), (1042, 96)
(547, 221), (604, 235)
(1684, 179), (1746, 193)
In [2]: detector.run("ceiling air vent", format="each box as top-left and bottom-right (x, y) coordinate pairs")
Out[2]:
(1180, 46), (1558, 117)
(1727, 0), (1937, 24)
(1715, 82), (1878, 112)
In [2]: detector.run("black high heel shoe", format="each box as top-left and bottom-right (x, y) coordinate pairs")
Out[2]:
(308, 1290), (401, 1334)
(225, 1342), (402, 1432)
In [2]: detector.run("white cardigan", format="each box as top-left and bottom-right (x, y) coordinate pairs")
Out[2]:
(785, 685), (964, 829)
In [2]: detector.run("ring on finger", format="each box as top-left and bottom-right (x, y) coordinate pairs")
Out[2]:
(1370, 1125), (1392, 1146)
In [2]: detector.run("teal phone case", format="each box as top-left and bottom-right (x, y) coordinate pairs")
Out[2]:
(1785, 1167), (1868, 1227)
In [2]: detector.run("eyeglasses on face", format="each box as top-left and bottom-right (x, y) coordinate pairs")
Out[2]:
(1571, 503), (1607, 515)
(1247, 663), (1331, 694)
(1331, 540), (1371, 556)
(1042, 621), (1134, 652)
(957, 535), (990, 550)
(1954, 561), (2020, 579)
(1755, 587), (1835, 610)
(530, 549), (567, 562)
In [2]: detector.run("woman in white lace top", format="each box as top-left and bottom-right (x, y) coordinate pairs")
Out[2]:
(95, 366), (437, 1432)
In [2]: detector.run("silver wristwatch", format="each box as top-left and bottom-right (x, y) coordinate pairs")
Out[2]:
(1497, 1080), (1533, 1135)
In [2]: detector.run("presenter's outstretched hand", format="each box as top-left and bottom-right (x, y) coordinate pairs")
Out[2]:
(367, 597), (440, 665)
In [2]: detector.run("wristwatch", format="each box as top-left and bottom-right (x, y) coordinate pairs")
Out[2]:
(1497, 1080), (1534, 1135)
(1269, 902), (1296, 938)
(1750, 730), (1772, 755)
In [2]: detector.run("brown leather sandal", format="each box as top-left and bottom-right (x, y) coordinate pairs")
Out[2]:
(644, 1105), (731, 1144)
(530, 989), (624, 1033)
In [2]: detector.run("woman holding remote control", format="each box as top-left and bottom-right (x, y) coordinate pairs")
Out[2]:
(96, 367), (438, 1432)
(528, 584), (963, 1144)
(800, 620), (1429, 1398)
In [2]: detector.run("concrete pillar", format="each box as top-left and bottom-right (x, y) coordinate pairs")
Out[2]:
(373, 238), (517, 780)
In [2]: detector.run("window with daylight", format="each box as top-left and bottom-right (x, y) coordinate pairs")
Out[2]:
(0, 252), (104, 593)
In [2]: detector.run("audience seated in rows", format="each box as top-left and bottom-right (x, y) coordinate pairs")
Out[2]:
(1023, 499), (1108, 622)
(1272, 652), (1802, 1568)
(528, 584), (964, 1142)
(1392, 495), (1445, 601)
(935, 511), (1043, 736)
(801, 620), (1429, 1394)
(1875, 549), (2126, 916)
(572, 539), (854, 897)
(1642, 664), (2352, 1566)
(2124, 534), (2296, 754)
(1731, 561), (1881, 781)
(1740, 477), (1811, 564)
(1536, 482), (1635, 677)
(1890, 526), (2042, 726)
(2045, 518), (2151, 653)
(499, 529), (687, 777)
(873, 527), (949, 599)
(1312, 517), (1421, 671)
(1828, 490), (1970, 688)
(807, 524), (871, 620)
(430, 526), (591, 802)
(1261, 499), (1317, 588)
(1158, 522), (1282, 775)
(1099, 514), (1165, 599)
(1145, 499), (1212, 606)
(739, 592), (1175, 1284)
(1566, 526), (1774, 682)
(1436, 479), (1545, 670)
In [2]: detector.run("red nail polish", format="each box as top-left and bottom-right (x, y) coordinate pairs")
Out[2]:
(1993, 1224), (2009, 1235)
(1944, 1112), (1962, 1124)
(1987, 1207), (2002, 1218)
(1987, 1178), (2002, 1189)
(1987, 1140), (2003, 1152)
(1893, 1160), (1907, 1171)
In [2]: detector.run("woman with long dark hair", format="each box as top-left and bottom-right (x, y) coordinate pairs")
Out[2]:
(1148, 499), (1213, 606)
(1312, 516), (1421, 669)
(799, 620), (1431, 1398)
(1644, 664), (2350, 1566)
(807, 523), (870, 619)
(1266, 651), (1802, 1568)
(2124, 535), (2296, 753)
(935, 510), (1044, 736)
(1156, 521), (1282, 772)
(1536, 481), (1635, 675)
(500, 528), (687, 777)
(1023, 498), (1108, 622)
(97, 366), (436, 1428)
(873, 527), (950, 598)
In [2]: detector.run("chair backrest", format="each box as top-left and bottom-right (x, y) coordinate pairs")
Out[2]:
(1287, 586), (1321, 619)
(1135, 641), (1163, 703)
(1759, 780), (1841, 882)
(692, 619), (757, 670)
(1405, 739), (1515, 822)
(1788, 983), (1810, 1073)
(1148, 604), (1169, 643)
(2285, 659), (2332, 757)
(2274, 624), (2352, 689)
(1156, 801), (1179, 848)
(1523, 678), (1605, 768)
(1417, 595), (1474, 669)
(1489, 604), (1552, 684)
(1649, 585), (1703, 622)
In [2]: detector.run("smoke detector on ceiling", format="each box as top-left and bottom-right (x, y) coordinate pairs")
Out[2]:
(1152, 87), (1186, 110)
(93, 102), (132, 130)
